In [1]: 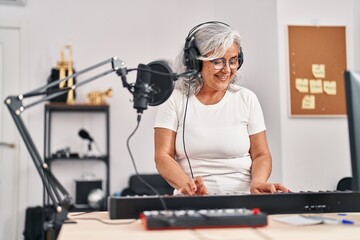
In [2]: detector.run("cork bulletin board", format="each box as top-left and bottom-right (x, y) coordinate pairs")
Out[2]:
(288, 25), (347, 116)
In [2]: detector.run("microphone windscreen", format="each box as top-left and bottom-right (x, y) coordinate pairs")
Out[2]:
(147, 61), (175, 106)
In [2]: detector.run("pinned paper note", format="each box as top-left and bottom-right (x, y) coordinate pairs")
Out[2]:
(295, 78), (309, 93)
(309, 79), (323, 94)
(323, 81), (337, 95)
(302, 95), (315, 109)
(312, 64), (326, 78)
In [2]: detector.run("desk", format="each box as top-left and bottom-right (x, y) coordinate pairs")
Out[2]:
(58, 211), (360, 240)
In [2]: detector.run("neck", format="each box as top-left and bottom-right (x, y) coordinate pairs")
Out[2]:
(196, 89), (227, 105)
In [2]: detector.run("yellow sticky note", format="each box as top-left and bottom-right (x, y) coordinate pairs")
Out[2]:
(309, 79), (323, 94)
(302, 95), (315, 109)
(312, 64), (326, 78)
(295, 78), (309, 93)
(323, 81), (337, 95)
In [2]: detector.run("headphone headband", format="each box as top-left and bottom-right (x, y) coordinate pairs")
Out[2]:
(183, 21), (243, 72)
(185, 21), (230, 42)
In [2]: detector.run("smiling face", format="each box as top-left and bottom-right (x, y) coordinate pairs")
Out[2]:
(200, 43), (239, 93)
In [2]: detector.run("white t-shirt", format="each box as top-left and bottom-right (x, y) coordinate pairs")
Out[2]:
(154, 85), (266, 194)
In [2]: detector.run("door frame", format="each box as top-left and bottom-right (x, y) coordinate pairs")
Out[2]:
(0, 19), (28, 240)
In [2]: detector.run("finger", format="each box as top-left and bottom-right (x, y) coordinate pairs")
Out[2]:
(198, 185), (209, 195)
(188, 180), (197, 193)
(195, 176), (204, 185)
(268, 184), (277, 193)
(202, 186), (209, 195)
(194, 177), (208, 195)
(275, 184), (289, 193)
(178, 181), (197, 195)
(179, 180), (197, 195)
(178, 187), (188, 195)
(194, 178), (204, 188)
(179, 187), (194, 195)
(250, 188), (261, 194)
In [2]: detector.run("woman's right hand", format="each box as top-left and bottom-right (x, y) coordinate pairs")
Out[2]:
(178, 176), (208, 195)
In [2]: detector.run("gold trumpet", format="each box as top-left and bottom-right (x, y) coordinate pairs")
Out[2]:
(87, 88), (113, 105)
(57, 45), (75, 104)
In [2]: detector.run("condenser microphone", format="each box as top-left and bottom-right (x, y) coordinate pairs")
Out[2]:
(132, 60), (198, 113)
(78, 129), (94, 142)
(133, 64), (153, 113)
(132, 61), (174, 113)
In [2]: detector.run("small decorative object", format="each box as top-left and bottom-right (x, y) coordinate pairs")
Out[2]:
(88, 188), (105, 209)
(87, 88), (113, 105)
(47, 45), (76, 103)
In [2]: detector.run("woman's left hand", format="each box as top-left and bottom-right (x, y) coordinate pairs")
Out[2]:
(250, 182), (289, 194)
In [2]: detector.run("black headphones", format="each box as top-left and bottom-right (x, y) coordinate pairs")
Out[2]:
(183, 21), (244, 72)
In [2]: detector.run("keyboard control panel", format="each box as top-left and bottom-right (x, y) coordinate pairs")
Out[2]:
(140, 208), (267, 230)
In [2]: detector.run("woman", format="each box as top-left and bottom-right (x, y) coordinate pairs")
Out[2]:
(154, 21), (288, 195)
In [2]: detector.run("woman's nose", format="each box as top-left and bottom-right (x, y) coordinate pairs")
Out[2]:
(221, 63), (231, 73)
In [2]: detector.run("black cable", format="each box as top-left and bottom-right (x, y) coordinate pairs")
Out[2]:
(69, 211), (96, 216)
(126, 113), (168, 211)
(127, 68), (197, 80)
(182, 84), (195, 179)
(127, 68), (170, 76)
(67, 217), (138, 225)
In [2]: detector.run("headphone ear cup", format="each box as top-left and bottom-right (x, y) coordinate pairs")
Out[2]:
(184, 38), (202, 72)
(187, 46), (202, 72)
(238, 48), (244, 70)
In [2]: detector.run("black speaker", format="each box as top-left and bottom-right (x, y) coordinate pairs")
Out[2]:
(75, 180), (102, 205)
(23, 206), (61, 240)
(183, 21), (244, 72)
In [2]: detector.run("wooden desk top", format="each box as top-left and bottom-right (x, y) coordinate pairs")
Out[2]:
(58, 211), (360, 240)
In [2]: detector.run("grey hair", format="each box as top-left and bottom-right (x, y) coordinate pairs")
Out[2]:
(170, 22), (243, 95)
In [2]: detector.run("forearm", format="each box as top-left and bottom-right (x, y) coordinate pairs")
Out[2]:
(250, 154), (272, 184)
(154, 128), (207, 195)
(250, 154), (289, 193)
(155, 155), (192, 190)
(249, 131), (272, 184)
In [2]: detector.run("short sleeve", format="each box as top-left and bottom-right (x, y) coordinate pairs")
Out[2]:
(246, 92), (266, 135)
(154, 90), (182, 132)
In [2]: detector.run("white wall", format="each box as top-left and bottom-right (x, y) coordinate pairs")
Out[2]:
(0, 0), (282, 207)
(277, 0), (354, 191)
(355, 0), (360, 69)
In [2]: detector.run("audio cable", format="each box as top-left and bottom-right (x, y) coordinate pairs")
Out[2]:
(182, 82), (195, 179)
(126, 113), (168, 211)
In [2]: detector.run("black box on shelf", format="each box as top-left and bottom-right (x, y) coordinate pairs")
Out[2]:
(75, 179), (102, 205)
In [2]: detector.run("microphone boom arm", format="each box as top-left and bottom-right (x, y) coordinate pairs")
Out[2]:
(3, 56), (191, 238)
(18, 57), (130, 110)
(3, 56), (131, 239)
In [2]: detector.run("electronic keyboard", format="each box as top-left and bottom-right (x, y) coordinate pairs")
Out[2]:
(108, 191), (360, 219)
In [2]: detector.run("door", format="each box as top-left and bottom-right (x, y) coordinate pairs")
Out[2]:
(0, 23), (22, 240)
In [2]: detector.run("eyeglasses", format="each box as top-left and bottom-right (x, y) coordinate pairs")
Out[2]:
(210, 56), (239, 70)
